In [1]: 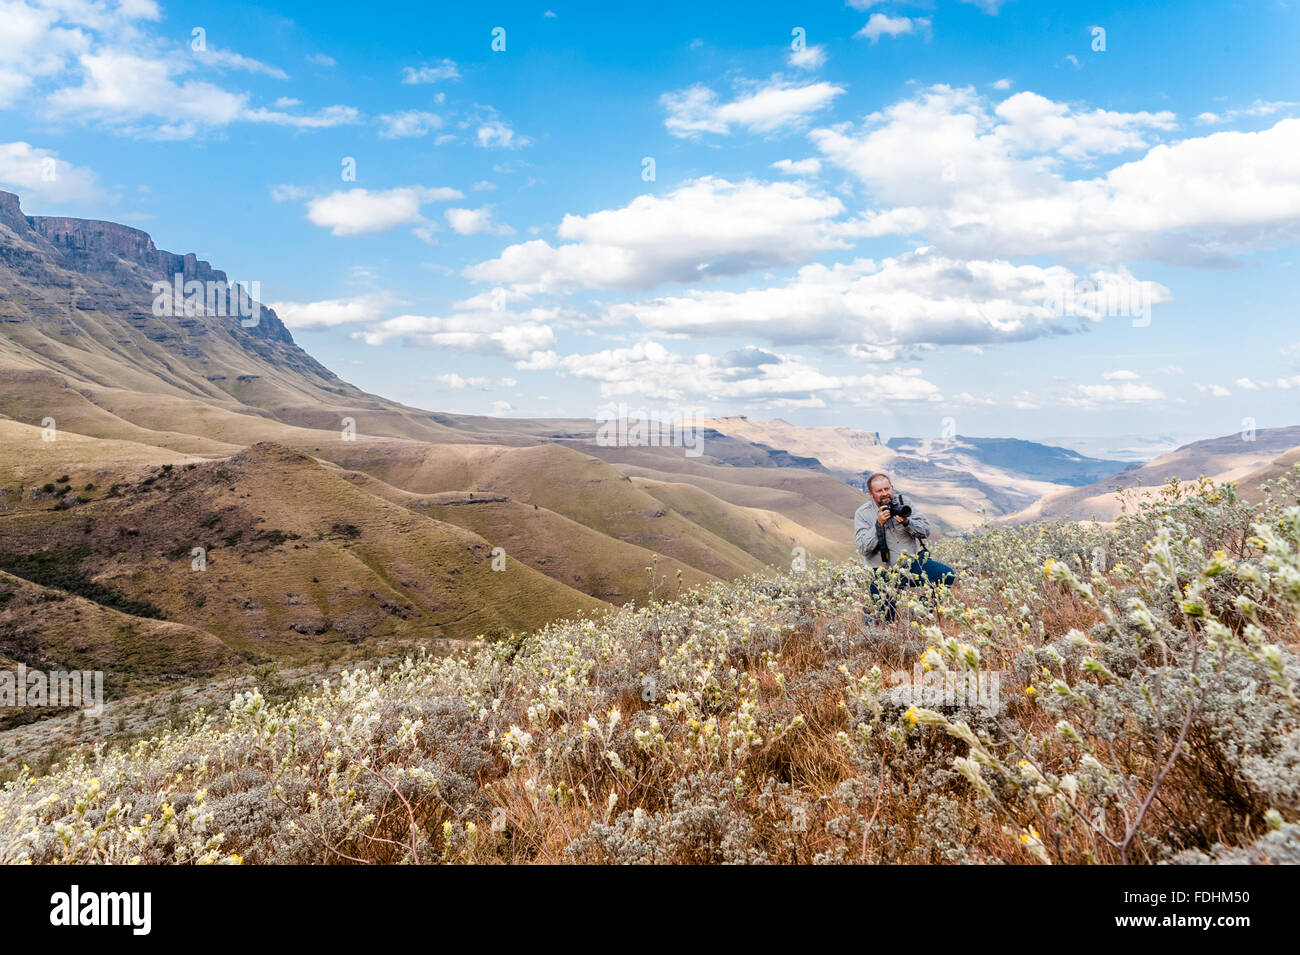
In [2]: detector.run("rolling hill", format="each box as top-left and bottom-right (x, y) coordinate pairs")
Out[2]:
(1003, 426), (1300, 523)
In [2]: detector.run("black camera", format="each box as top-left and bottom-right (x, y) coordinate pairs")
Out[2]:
(887, 499), (912, 519)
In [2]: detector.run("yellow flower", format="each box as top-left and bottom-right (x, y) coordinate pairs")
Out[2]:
(1026, 686), (1038, 698)
(904, 706), (919, 726)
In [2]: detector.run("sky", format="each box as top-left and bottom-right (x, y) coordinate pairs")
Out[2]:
(1, 0), (1298, 450)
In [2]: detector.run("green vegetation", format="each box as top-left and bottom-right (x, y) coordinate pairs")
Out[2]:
(0, 546), (165, 619)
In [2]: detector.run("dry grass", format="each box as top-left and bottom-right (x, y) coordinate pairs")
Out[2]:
(3, 471), (1299, 865)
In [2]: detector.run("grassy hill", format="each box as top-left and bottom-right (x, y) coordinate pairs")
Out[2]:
(322, 463), (722, 604)
(4, 466), (1297, 864)
(0, 441), (607, 667)
(1005, 426), (1300, 524)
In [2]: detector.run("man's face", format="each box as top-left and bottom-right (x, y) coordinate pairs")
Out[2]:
(870, 478), (893, 504)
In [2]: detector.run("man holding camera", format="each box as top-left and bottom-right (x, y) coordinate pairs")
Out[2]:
(854, 472), (955, 623)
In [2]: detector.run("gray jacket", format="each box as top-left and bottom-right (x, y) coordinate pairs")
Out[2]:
(853, 491), (932, 569)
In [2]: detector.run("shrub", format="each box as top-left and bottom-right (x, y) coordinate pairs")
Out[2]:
(2, 467), (1297, 864)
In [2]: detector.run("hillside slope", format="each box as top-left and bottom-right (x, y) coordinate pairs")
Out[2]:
(4, 470), (1296, 864)
(0, 442), (607, 662)
(1005, 426), (1300, 523)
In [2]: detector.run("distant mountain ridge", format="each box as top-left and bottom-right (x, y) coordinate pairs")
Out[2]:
(886, 435), (1132, 487)
(688, 416), (1136, 533)
(1003, 425), (1300, 524)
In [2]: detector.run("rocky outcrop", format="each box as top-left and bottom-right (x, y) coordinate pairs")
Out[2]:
(0, 191), (27, 233)
(31, 216), (227, 286)
(0, 190), (294, 345)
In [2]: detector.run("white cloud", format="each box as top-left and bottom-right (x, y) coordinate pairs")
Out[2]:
(244, 104), (360, 128)
(788, 44), (827, 70)
(445, 206), (513, 236)
(451, 286), (532, 311)
(44, 48), (359, 136)
(307, 53), (336, 67)
(305, 186), (464, 236)
(465, 176), (851, 292)
(555, 340), (943, 405)
(0, 7), (358, 138)
(771, 157), (822, 175)
(0, 0), (99, 108)
(811, 85), (1300, 263)
(991, 78), (1013, 90)
(193, 47), (287, 80)
(47, 50), (247, 128)
(1103, 369), (1140, 380)
(1065, 382), (1166, 407)
(268, 293), (395, 329)
(1234, 375), (1300, 390)
(476, 121), (527, 149)
(1195, 99), (1297, 125)
(437, 373), (490, 389)
(355, 312), (557, 363)
(401, 59), (460, 84)
(855, 14), (931, 43)
(604, 249), (1170, 349)
(1195, 383), (1232, 397)
(0, 140), (99, 202)
(437, 373), (522, 390)
(270, 183), (307, 201)
(992, 90), (1177, 161)
(662, 78), (844, 138)
(377, 110), (443, 138)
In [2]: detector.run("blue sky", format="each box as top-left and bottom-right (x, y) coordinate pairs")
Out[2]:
(2, 0), (1299, 448)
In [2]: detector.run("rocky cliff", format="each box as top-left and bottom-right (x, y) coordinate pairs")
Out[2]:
(0, 190), (365, 411)
(0, 190), (294, 345)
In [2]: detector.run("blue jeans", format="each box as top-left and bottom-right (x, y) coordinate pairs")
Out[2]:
(867, 556), (956, 623)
